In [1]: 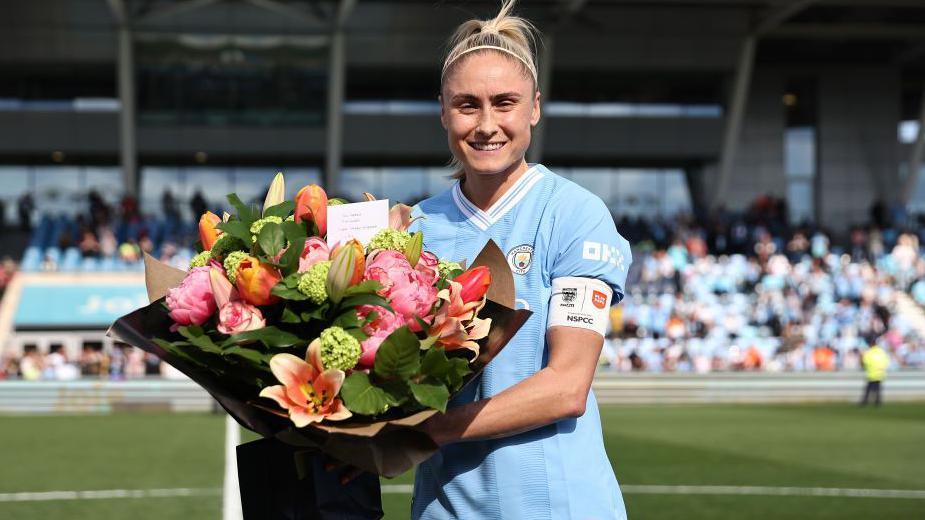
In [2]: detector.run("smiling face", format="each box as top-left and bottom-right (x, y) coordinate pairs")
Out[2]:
(440, 51), (541, 178)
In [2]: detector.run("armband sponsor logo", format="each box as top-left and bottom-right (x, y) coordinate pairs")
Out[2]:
(592, 290), (608, 309)
(566, 314), (595, 324)
(582, 241), (626, 271)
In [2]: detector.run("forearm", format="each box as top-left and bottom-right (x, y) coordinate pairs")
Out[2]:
(422, 364), (588, 446)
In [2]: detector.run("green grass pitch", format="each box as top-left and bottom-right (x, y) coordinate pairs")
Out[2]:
(0, 402), (922, 519)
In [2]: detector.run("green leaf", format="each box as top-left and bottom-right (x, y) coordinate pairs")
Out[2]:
(223, 346), (271, 366)
(271, 283), (309, 301)
(300, 303), (330, 322)
(343, 327), (368, 342)
(379, 379), (411, 407)
(280, 306), (302, 324)
(258, 223), (286, 258)
(420, 347), (451, 379)
(222, 326), (302, 349)
(263, 200), (295, 219)
(282, 272), (302, 289)
(332, 309), (362, 329)
(373, 327), (421, 379)
(409, 381), (450, 412)
(227, 193), (259, 224)
(217, 220), (254, 246)
(340, 372), (392, 415)
(338, 293), (393, 312)
(445, 358), (472, 390)
(278, 236), (305, 276)
(343, 280), (382, 297)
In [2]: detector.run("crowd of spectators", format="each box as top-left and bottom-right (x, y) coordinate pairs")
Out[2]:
(0, 344), (181, 381)
(604, 196), (925, 373)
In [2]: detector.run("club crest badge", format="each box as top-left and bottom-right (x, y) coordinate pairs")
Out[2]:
(507, 244), (534, 275)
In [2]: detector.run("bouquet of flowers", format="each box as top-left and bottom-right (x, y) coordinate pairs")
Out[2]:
(108, 173), (531, 479)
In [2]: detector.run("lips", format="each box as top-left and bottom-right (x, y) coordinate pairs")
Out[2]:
(468, 141), (507, 152)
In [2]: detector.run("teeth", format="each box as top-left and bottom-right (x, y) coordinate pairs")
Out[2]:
(472, 142), (504, 151)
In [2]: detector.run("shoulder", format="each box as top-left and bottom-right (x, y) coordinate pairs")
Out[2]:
(412, 184), (456, 218)
(535, 165), (612, 225)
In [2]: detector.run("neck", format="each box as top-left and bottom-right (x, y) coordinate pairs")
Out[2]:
(460, 159), (531, 212)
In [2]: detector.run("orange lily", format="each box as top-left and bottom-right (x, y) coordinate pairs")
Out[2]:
(199, 211), (222, 251)
(234, 255), (281, 306)
(453, 266), (491, 304)
(259, 340), (351, 427)
(295, 184), (328, 236)
(427, 280), (492, 355)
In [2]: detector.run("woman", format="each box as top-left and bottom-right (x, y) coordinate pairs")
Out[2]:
(409, 1), (632, 518)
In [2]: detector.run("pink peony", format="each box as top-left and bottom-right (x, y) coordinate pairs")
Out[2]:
(217, 301), (266, 335)
(355, 305), (405, 368)
(415, 251), (439, 286)
(166, 267), (216, 330)
(365, 250), (437, 331)
(299, 237), (330, 273)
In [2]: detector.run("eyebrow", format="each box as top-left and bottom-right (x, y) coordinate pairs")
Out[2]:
(450, 92), (523, 104)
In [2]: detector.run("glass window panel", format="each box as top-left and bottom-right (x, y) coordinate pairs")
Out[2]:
(426, 168), (456, 198)
(184, 167), (233, 213)
(33, 167), (81, 216)
(570, 169), (612, 205)
(614, 169), (660, 218)
(788, 179), (814, 224)
(278, 168), (322, 200)
(84, 167), (123, 205)
(140, 167), (182, 217)
(661, 170), (693, 216)
(0, 166), (31, 224)
(380, 168), (427, 205)
(785, 127), (815, 178)
(338, 168), (380, 202)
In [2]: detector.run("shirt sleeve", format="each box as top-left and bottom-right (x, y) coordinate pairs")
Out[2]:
(547, 193), (632, 304)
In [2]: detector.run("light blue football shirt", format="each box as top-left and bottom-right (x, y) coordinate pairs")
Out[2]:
(409, 164), (632, 520)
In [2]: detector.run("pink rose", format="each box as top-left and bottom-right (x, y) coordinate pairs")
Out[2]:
(298, 237), (330, 273)
(415, 251), (439, 286)
(217, 301), (266, 335)
(166, 267), (216, 330)
(355, 304), (404, 368)
(364, 250), (437, 331)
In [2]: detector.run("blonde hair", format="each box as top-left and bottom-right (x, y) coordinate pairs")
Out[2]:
(441, 0), (540, 179)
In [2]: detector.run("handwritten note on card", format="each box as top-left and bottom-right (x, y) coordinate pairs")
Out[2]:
(326, 199), (389, 248)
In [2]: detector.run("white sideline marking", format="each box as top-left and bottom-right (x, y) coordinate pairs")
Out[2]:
(3, 484), (923, 503)
(0, 488), (221, 502)
(619, 485), (925, 499)
(223, 415), (243, 520)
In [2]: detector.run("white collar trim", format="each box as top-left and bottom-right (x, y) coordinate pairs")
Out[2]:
(452, 165), (543, 231)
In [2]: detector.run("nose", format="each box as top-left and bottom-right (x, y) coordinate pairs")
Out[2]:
(475, 108), (498, 137)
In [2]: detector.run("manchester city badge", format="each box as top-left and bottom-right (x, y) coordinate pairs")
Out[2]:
(507, 244), (534, 275)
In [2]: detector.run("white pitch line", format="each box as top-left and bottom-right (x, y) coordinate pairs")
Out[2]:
(619, 485), (925, 500)
(223, 415), (243, 520)
(0, 488), (221, 503)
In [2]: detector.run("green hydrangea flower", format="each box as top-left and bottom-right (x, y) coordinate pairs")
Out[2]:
(189, 250), (212, 269)
(367, 228), (411, 253)
(210, 234), (246, 260)
(249, 216), (283, 242)
(328, 198), (347, 206)
(223, 251), (250, 284)
(285, 215), (295, 222)
(319, 326), (361, 371)
(438, 259), (463, 279)
(297, 261), (332, 304)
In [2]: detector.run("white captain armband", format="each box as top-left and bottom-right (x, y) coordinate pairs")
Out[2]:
(546, 276), (613, 337)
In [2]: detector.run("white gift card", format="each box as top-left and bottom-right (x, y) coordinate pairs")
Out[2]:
(326, 199), (389, 248)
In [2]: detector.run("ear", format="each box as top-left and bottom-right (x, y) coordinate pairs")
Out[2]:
(531, 90), (541, 127)
(439, 94), (448, 130)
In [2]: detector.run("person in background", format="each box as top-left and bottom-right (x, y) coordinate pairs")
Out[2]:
(860, 342), (889, 407)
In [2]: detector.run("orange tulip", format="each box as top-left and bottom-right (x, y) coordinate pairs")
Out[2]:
(199, 211), (222, 251)
(295, 184), (328, 236)
(330, 239), (365, 286)
(453, 266), (492, 304)
(234, 255), (282, 306)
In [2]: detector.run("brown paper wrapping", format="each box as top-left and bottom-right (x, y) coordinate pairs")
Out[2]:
(108, 240), (531, 477)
